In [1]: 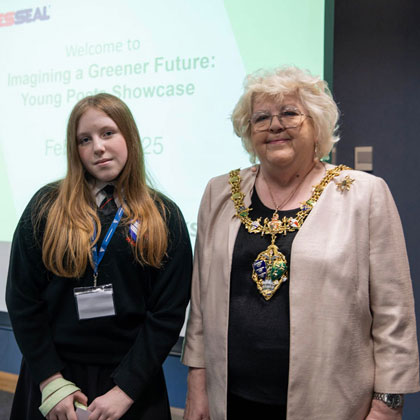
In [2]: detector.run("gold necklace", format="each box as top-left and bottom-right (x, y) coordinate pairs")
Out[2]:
(263, 161), (316, 212)
(229, 164), (351, 300)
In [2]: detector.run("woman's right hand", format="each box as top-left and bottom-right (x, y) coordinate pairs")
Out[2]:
(183, 368), (210, 420)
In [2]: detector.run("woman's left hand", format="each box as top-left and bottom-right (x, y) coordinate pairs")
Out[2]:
(365, 399), (402, 420)
(88, 386), (134, 420)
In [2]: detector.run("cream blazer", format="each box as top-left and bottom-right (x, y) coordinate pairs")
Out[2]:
(182, 165), (419, 420)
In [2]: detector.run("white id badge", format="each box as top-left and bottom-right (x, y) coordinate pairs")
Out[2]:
(74, 284), (116, 320)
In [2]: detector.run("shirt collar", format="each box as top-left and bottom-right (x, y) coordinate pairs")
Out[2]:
(89, 180), (121, 208)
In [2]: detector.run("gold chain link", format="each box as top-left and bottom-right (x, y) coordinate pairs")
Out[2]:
(229, 165), (351, 236)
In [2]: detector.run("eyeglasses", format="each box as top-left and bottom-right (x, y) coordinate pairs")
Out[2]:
(249, 108), (311, 132)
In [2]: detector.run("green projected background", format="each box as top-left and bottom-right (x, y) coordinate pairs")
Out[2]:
(0, 0), (326, 310)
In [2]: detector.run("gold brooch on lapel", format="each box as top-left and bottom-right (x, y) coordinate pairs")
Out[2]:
(335, 175), (355, 192)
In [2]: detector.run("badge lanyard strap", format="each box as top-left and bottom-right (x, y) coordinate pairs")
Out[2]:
(91, 206), (124, 287)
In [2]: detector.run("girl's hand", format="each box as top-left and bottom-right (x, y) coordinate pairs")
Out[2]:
(46, 391), (88, 420)
(88, 386), (134, 420)
(40, 373), (88, 420)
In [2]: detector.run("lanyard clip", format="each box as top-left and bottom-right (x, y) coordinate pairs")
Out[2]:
(93, 272), (98, 287)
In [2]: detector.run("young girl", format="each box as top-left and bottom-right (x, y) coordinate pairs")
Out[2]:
(6, 93), (192, 420)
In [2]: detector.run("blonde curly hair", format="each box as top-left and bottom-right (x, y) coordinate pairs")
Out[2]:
(231, 66), (340, 162)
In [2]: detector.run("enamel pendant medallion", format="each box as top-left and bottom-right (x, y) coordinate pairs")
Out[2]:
(252, 242), (288, 301)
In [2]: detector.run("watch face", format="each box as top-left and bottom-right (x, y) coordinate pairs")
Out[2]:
(385, 394), (402, 408)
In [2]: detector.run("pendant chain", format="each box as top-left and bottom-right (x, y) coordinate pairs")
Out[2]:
(263, 162), (316, 212)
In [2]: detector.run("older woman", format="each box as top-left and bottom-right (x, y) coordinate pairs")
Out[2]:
(181, 67), (419, 420)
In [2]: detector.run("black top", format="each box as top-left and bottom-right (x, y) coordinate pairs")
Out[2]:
(228, 188), (299, 405)
(6, 184), (193, 401)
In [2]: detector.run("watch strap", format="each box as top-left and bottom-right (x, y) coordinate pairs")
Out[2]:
(373, 392), (404, 409)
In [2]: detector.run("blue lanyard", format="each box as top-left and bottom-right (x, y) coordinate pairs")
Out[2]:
(91, 206), (124, 286)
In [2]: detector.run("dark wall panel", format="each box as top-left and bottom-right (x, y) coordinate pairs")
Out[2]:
(333, 0), (420, 418)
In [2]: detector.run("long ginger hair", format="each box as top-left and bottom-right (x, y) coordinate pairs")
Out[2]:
(39, 93), (168, 277)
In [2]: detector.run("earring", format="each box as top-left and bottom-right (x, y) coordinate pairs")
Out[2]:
(314, 142), (319, 159)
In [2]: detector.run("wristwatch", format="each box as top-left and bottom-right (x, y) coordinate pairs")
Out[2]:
(373, 392), (404, 409)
